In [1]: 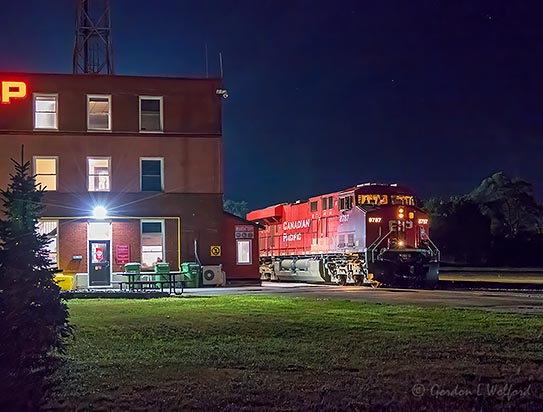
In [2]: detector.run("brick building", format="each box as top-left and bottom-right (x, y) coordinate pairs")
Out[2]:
(0, 73), (260, 287)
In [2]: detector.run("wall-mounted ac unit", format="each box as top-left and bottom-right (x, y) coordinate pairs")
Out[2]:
(202, 265), (225, 286)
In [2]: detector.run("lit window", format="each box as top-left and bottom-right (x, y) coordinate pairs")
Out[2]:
(141, 158), (163, 191)
(236, 239), (252, 265)
(88, 157), (110, 191)
(34, 95), (58, 129)
(33, 157), (58, 191)
(87, 95), (111, 130)
(37, 220), (58, 266)
(140, 96), (163, 132)
(141, 221), (164, 269)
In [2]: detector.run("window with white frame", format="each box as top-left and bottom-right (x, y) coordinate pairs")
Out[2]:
(141, 221), (164, 269)
(87, 95), (111, 130)
(236, 239), (252, 265)
(139, 96), (163, 132)
(87, 157), (110, 191)
(37, 220), (58, 267)
(141, 158), (163, 191)
(34, 94), (58, 129)
(34, 157), (58, 191)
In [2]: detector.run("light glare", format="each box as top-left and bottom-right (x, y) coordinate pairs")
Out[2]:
(93, 206), (107, 219)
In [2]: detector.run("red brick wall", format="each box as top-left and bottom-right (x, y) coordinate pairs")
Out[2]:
(164, 219), (180, 271)
(111, 220), (140, 272)
(59, 220), (87, 274)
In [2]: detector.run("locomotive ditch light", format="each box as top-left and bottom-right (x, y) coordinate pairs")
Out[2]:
(398, 240), (405, 247)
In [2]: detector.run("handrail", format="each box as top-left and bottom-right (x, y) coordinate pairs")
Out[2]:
(367, 230), (394, 262)
(426, 238), (441, 262)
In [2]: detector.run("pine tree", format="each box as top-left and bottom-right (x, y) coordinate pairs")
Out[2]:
(0, 154), (72, 411)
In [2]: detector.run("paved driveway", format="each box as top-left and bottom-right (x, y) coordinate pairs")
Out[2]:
(183, 282), (543, 313)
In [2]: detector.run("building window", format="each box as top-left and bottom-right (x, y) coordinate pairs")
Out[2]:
(310, 201), (318, 212)
(87, 95), (111, 131)
(139, 96), (163, 132)
(37, 220), (58, 267)
(33, 157), (58, 191)
(141, 221), (164, 269)
(88, 157), (110, 191)
(140, 158), (163, 191)
(236, 239), (252, 265)
(34, 94), (58, 129)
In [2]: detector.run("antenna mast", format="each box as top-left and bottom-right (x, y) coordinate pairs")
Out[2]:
(73, 0), (114, 74)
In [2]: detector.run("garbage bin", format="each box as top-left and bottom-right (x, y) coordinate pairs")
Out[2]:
(153, 262), (171, 282)
(181, 262), (201, 288)
(124, 262), (141, 290)
(53, 273), (76, 290)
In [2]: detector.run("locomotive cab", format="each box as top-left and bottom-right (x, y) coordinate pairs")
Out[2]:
(364, 199), (440, 288)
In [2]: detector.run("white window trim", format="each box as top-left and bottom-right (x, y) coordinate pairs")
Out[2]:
(38, 219), (59, 267)
(140, 157), (164, 192)
(141, 219), (165, 268)
(33, 93), (59, 131)
(139, 96), (164, 133)
(236, 239), (252, 265)
(33, 156), (59, 191)
(87, 156), (111, 192)
(87, 94), (112, 131)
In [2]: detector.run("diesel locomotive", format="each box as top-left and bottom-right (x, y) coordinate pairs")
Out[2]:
(246, 183), (440, 288)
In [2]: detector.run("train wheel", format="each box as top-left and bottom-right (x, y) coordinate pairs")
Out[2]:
(338, 275), (347, 286)
(354, 276), (364, 286)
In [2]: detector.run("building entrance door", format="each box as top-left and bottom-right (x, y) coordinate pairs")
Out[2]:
(89, 240), (111, 286)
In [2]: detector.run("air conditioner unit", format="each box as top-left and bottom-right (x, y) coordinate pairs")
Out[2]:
(202, 265), (225, 286)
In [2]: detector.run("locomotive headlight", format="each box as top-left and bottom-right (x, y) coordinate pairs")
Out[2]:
(398, 213), (404, 219)
(398, 208), (405, 219)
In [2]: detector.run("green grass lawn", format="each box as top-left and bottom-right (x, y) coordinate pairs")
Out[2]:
(44, 296), (543, 412)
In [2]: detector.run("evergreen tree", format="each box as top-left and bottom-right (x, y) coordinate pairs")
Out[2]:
(223, 198), (249, 218)
(0, 155), (72, 411)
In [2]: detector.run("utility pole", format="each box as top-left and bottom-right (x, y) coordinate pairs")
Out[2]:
(73, 0), (114, 74)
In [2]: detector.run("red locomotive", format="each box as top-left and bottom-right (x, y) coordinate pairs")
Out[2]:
(246, 183), (440, 287)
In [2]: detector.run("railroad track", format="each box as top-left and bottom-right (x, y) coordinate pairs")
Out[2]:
(438, 267), (543, 290)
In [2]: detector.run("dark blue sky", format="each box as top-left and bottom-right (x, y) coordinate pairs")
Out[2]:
(1, 0), (542, 208)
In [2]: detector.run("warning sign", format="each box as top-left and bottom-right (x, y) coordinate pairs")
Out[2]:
(210, 246), (221, 257)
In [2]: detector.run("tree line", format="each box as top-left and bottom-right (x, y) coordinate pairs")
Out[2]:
(423, 172), (543, 266)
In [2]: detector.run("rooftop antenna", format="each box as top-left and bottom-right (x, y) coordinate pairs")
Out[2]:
(73, 0), (114, 74)
(219, 51), (224, 78)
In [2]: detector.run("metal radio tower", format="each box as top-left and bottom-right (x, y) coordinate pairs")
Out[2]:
(73, 0), (114, 74)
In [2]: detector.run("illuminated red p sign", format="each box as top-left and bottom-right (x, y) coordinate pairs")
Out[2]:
(2, 81), (27, 104)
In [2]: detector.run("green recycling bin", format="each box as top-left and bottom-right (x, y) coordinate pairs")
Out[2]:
(181, 262), (201, 288)
(124, 262), (141, 290)
(153, 262), (171, 281)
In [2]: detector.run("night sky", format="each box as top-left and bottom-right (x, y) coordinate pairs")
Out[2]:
(1, 0), (542, 209)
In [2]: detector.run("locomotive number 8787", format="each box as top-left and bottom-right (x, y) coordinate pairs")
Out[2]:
(246, 183), (440, 288)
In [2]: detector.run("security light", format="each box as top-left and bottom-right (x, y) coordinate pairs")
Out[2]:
(92, 206), (107, 219)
